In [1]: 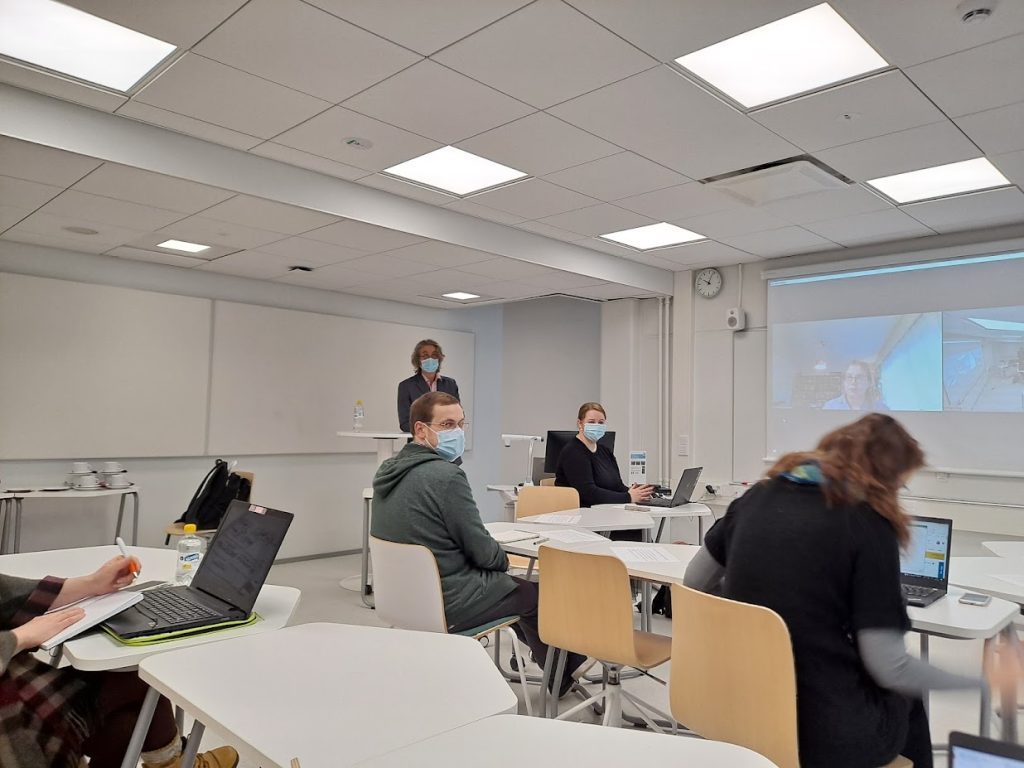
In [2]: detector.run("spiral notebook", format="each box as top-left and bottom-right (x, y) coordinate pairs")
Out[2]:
(41, 591), (143, 650)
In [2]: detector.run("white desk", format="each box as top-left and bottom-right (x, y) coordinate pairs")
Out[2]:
(138, 623), (518, 768)
(0, 486), (140, 553)
(356, 715), (779, 767)
(982, 541), (1024, 558)
(595, 502), (715, 544)
(518, 507), (655, 536)
(950, 556), (1024, 604)
(336, 430), (409, 465)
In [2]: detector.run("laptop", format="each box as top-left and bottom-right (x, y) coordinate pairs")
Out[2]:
(642, 467), (703, 508)
(950, 731), (1024, 766)
(899, 515), (953, 607)
(104, 500), (292, 639)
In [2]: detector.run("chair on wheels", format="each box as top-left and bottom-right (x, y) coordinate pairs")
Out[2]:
(669, 584), (911, 768)
(511, 486), (580, 579)
(538, 546), (672, 729)
(369, 535), (535, 716)
(164, 471), (254, 545)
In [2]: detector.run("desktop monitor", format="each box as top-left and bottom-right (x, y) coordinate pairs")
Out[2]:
(543, 430), (615, 473)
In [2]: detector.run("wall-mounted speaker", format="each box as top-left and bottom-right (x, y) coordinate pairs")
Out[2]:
(726, 307), (746, 331)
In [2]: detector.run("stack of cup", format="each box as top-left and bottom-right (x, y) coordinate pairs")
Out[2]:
(102, 461), (131, 489)
(68, 462), (101, 489)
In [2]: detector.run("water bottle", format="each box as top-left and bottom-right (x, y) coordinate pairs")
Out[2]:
(353, 399), (365, 431)
(175, 524), (206, 585)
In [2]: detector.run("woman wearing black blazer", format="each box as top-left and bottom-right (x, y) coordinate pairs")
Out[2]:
(397, 339), (460, 433)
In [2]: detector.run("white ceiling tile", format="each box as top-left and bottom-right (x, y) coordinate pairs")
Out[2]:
(903, 187), (1024, 233)
(380, 241), (496, 268)
(515, 221), (589, 243)
(37, 190), (185, 231)
(194, 0), (420, 103)
(72, 164), (235, 214)
(1, 230), (117, 254)
(271, 106), (441, 172)
(108, 246), (208, 268)
(518, 269), (605, 290)
(0, 176), (64, 210)
(460, 258), (554, 280)
(616, 182), (743, 221)
(195, 250), (296, 279)
(306, 0), (532, 56)
(814, 121), (982, 181)
(342, 60), (533, 144)
(544, 152), (688, 201)
(956, 102), (1024, 156)
(457, 113), (618, 176)
(906, 34), (1024, 117)
(62, 0), (248, 47)
(199, 195), (339, 235)
(155, 215), (286, 249)
(408, 268), (496, 290)
(832, 0), (1024, 68)
(357, 174), (458, 205)
(583, 237), (652, 259)
(751, 72), (945, 152)
(992, 149), (1024, 187)
(551, 66), (798, 178)
(674, 206), (787, 239)
(803, 208), (935, 247)
(759, 185), (891, 225)
(133, 54), (330, 140)
(720, 226), (838, 258)
(481, 280), (548, 299)
(467, 179), (598, 220)
(248, 143), (370, 181)
(0, 136), (101, 187)
(654, 239), (758, 268)
(275, 262), (379, 290)
(536, 203), (655, 236)
(303, 220), (425, 252)
(258, 236), (366, 266)
(122, 234), (238, 260)
(115, 101), (262, 150)
(442, 199), (526, 225)
(565, 0), (817, 62)
(435, 0), (656, 109)
(0, 204), (32, 232)
(338, 253), (437, 278)
(570, 283), (647, 300)
(342, 278), (430, 299)
(6, 212), (146, 250)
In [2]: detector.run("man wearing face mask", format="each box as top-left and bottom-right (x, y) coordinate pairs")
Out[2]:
(372, 392), (590, 698)
(396, 339), (461, 434)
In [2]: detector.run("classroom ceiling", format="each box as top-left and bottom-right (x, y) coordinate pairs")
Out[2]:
(1, 0), (1024, 307)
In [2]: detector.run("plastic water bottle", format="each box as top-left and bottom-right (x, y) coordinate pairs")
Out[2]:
(353, 400), (365, 432)
(175, 524), (206, 585)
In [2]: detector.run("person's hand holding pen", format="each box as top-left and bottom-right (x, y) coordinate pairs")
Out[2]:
(628, 483), (655, 503)
(48, 542), (140, 610)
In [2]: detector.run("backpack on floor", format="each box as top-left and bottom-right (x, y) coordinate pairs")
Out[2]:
(652, 584), (672, 618)
(177, 459), (251, 530)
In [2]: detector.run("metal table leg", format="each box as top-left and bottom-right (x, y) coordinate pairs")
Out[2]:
(981, 636), (994, 738)
(180, 720), (206, 768)
(120, 686), (160, 768)
(14, 498), (22, 554)
(0, 499), (9, 554)
(1001, 625), (1021, 743)
(361, 495), (373, 608)
(640, 527), (652, 632)
(132, 491), (140, 545)
(115, 493), (126, 541)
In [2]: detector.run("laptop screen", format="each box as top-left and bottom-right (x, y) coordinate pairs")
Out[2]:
(671, 467), (703, 505)
(951, 732), (1024, 766)
(900, 516), (952, 584)
(190, 500), (293, 613)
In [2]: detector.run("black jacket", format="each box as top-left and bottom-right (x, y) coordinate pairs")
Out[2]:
(396, 373), (461, 432)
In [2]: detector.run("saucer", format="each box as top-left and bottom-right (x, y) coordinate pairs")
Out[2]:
(72, 483), (103, 490)
(68, 470), (97, 475)
(104, 482), (134, 490)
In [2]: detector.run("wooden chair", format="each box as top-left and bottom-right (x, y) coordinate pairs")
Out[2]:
(539, 478), (556, 487)
(369, 535), (534, 716)
(164, 471), (254, 545)
(511, 486), (580, 578)
(538, 546), (672, 729)
(669, 584), (912, 768)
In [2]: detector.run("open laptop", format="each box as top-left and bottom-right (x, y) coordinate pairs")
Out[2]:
(899, 514), (953, 607)
(951, 731), (1024, 766)
(104, 500), (292, 639)
(643, 467), (703, 508)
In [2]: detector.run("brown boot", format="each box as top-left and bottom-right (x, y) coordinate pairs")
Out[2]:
(143, 746), (239, 768)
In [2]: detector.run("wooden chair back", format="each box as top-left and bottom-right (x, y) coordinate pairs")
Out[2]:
(516, 486), (579, 519)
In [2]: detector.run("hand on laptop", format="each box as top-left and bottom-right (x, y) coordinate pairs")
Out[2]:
(12, 607), (86, 652)
(629, 484), (655, 503)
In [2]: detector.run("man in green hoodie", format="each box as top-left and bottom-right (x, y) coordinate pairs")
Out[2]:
(371, 391), (588, 697)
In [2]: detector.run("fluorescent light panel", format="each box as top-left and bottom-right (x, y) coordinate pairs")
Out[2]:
(675, 3), (887, 108)
(158, 239), (210, 254)
(867, 158), (1011, 204)
(0, 0), (176, 91)
(384, 147), (527, 196)
(600, 223), (705, 250)
(968, 318), (1024, 332)
(442, 291), (481, 301)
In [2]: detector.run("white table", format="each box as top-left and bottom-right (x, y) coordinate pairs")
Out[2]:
(336, 430), (409, 465)
(518, 506), (655, 537)
(0, 486), (140, 553)
(137, 623), (518, 768)
(982, 541), (1024, 558)
(595, 501), (715, 544)
(356, 715), (779, 767)
(950, 556), (1024, 604)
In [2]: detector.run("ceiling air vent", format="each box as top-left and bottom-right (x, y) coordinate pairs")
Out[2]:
(703, 157), (851, 206)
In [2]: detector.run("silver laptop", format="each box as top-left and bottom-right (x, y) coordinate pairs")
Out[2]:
(643, 467), (703, 508)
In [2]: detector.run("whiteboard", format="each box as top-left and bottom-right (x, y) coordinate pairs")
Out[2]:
(207, 301), (475, 455)
(0, 273), (211, 459)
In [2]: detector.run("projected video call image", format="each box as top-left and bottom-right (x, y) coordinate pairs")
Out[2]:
(943, 306), (1024, 412)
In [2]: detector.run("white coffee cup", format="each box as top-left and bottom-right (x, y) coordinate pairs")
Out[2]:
(102, 461), (124, 473)
(75, 474), (101, 488)
(71, 462), (92, 473)
(106, 473), (131, 489)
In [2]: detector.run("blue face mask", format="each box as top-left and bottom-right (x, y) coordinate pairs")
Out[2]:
(420, 357), (440, 374)
(583, 423), (606, 442)
(430, 426), (465, 462)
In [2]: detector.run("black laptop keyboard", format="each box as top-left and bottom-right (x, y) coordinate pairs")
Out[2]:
(138, 588), (220, 624)
(902, 585), (940, 599)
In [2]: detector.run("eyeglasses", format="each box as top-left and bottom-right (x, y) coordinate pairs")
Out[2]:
(426, 420), (466, 431)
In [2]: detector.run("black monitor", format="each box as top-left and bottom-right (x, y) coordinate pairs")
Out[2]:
(544, 430), (616, 473)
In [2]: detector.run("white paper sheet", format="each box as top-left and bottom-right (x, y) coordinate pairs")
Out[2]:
(610, 546), (678, 563)
(529, 513), (582, 524)
(541, 529), (606, 543)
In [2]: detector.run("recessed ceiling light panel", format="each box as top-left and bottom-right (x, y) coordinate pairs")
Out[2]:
(867, 158), (1011, 203)
(0, 0), (176, 92)
(442, 291), (481, 301)
(600, 223), (705, 251)
(158, 239), (210, 254)
(968, 317), (1024, 332)
(675, 3), (887, 108)
(384, 146), (528, 196)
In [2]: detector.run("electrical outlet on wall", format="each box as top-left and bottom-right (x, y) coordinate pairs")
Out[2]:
(678, 435), (690, 456)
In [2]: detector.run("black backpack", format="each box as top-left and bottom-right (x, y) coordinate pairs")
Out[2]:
(652, 584), (672, 618)
(177, 459), (252, 531)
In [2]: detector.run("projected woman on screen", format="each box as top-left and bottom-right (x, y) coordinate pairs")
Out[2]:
(823, 360), (887, 411)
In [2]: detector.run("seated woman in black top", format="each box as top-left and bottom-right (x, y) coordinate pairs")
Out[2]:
(684, 414), (984, 768)
(555, 403), (655, 544)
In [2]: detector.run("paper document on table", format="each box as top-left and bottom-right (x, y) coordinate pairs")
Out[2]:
(541, 529), (606, 543)
(529, 513), (582, 524)
(610, 546), (678, 563)
(41, 591), (143, 650)
(991, 574), (1024, 589)
(491, 529), (542, 544)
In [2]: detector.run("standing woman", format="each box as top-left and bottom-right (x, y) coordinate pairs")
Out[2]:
(397, 339), (460, 434)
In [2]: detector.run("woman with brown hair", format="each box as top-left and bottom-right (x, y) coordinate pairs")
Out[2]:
(683, 414), (981, 768)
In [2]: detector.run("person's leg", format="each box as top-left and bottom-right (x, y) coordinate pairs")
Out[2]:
(81, 672), (178, 768)
(898, 698), (933, 768)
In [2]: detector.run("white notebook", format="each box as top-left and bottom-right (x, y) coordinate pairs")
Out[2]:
(492, 529), (542, 544)
(41, 591), (143, 650)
